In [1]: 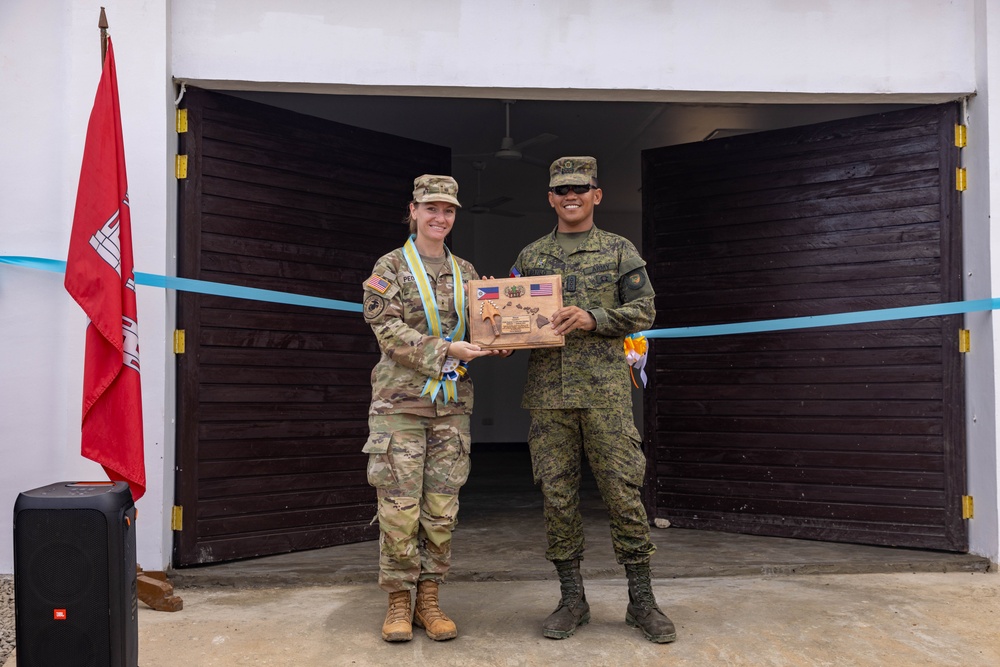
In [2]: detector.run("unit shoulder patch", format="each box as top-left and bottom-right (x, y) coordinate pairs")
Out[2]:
(364, 294), (388, 320)
(626, 270), (646, 290)
(619, 268), (653, 303)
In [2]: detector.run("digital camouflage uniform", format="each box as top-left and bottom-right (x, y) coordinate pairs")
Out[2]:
(363, 246), (478, 593)
(512, 225), (656, 565)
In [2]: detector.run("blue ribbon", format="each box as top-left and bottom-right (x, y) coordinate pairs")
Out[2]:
(4, 255), (998, 337)
(0, 255), (362, 313)
(639, 298), (1000, 339)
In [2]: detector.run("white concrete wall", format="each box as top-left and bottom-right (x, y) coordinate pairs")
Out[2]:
(171, 0), (974, 101)
(0, 0), (173, 573)
(0, 0), (991, 573)
(965, 0), (1000, 563)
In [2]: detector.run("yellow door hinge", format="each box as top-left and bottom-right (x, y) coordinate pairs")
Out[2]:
(176, 108), (188, 134)
(173, 329), (186, 354)
(175, 154), (188, 179)
(955, 124), (967, 148)
(959, 329), (970, 353)
(171, 505), (183, 531)
(956, 167), (967, 191)
(962, 495), (974, 519)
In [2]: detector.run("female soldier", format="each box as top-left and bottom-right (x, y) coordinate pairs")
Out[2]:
(361, 174), (499, 642)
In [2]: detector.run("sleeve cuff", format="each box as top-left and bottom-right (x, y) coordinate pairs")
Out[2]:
(589, 307), (608, 331)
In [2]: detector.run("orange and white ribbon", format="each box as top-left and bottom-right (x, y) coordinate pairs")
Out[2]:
(624, 334), (648, 388)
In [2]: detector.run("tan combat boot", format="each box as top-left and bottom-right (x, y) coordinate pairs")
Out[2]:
(381, 590), (413, 642)
(413, 579), (458, 641)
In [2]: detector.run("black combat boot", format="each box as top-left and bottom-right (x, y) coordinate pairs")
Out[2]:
(542, 558), (591, 639)
(625, 563), (676, 643)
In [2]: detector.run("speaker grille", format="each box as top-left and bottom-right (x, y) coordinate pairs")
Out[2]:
(15, 508), (110, 666)
(34, 623), (99, 666)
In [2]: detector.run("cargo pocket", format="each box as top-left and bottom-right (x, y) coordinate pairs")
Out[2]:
(364, 431), (398, 488)
(619, 416), (647, 487)
(445, 431), (472, 488)
(590, 414), (646, 488)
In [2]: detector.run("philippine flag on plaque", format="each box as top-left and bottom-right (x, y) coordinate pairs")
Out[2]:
(477, 286), (500, 300)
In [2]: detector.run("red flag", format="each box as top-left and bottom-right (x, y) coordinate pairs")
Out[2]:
(64, 37), (145, 501)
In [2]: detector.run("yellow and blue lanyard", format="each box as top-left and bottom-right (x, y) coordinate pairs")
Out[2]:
(401, 235), (467, 403)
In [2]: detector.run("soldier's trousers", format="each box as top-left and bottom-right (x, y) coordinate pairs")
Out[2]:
(528, 407), (656, 565)
(365, 413), (471, 593)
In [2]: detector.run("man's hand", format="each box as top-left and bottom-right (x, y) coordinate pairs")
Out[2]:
(550, 306), (596, 335)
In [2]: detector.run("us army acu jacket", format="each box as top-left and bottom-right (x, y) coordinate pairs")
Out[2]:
(363, 246), (480, 417)
(512, 226), (655, 409)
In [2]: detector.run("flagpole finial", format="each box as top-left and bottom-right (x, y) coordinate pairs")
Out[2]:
(99, 7), (109, 65)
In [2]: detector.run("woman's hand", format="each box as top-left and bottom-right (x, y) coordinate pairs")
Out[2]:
(448, 340), (499, 362)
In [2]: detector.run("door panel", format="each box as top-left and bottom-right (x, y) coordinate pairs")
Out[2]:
(642, 104), (966, 551)
(175, 88), (450, 565)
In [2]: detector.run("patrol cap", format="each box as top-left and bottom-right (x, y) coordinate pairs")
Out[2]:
(412, 174), (462, 207)
(549, 156), (598, 187)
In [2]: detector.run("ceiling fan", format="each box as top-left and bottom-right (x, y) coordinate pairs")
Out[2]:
(457, 100), (557, 168)
(467, 161), (524, 218)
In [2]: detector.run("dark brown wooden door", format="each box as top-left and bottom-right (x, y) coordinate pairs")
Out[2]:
(175, 88), (450, 565)
(642, 103), (967, 551)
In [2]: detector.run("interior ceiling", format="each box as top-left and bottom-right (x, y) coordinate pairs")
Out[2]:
(232, 92), (915, 219)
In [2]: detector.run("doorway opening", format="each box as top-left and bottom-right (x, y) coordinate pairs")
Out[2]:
(174, 87), (965, 568)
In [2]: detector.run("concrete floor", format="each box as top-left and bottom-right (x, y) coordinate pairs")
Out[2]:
(7, 447), (999, 666)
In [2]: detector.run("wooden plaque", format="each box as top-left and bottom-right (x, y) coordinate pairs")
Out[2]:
(467, 275), (565, 350)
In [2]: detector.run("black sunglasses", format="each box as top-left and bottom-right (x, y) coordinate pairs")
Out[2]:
(550, 184), (595, 196)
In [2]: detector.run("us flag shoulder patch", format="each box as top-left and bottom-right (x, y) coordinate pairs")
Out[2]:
(365, 274), (391, 293)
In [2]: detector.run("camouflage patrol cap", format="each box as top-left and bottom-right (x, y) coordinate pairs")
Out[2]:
(549, 156), (598, 187)
(413, 174), (462, 207)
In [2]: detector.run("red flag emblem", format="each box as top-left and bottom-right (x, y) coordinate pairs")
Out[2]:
(64, 37), (145, 501)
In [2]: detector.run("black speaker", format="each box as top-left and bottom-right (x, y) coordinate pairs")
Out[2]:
(13, 481), (138, 667)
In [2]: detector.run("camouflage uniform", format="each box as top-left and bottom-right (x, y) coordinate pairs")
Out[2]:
(363, 246), (478, 593)
(512, 225), (656, 565)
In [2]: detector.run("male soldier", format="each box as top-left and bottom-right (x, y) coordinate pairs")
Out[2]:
(510, 156), (675, 644)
